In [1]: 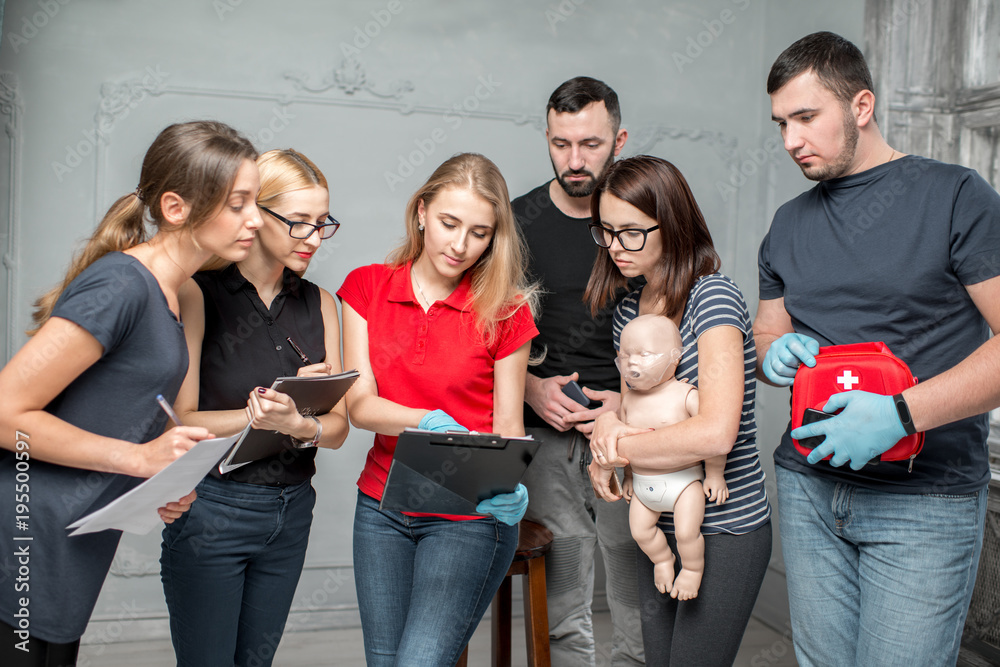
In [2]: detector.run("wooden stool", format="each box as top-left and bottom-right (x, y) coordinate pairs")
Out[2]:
(456, 520), (553, 667)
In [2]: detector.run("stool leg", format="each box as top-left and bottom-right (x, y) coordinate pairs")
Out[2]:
(491, 574), (513, 667)
(522, 558), (551, 667)
(455, 645), (469, 667)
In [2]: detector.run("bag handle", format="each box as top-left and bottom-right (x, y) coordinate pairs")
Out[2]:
(817, 341), (891, 356)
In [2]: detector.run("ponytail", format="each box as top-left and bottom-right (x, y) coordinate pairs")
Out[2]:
(26, 120), (257, 336)
(28, 193), (147, 335)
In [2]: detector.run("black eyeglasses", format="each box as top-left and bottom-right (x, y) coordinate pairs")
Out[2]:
(589, 223), (659, 252)
(259, 205), (340, 240)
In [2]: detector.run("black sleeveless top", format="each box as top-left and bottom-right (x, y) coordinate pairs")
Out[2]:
(196, 264), (325, 486)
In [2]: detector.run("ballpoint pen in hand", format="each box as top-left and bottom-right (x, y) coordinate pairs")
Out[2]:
(156, 394), (184, 427)
(286, 337), (310, 364)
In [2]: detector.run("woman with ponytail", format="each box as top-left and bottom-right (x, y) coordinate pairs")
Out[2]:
(0, 121), (260, 666)
(160, 149), (349, 667)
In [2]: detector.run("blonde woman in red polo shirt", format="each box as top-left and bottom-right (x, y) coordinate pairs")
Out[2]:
(338, 152), (539, 665)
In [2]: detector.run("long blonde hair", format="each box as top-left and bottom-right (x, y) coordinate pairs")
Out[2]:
(29, 121), (257, 334)
(200, 148), (329, 273)
(387, 152), (538, 347)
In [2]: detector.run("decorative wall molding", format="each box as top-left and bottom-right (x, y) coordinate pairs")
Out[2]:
(1, 71), (23, 362)
(626, 123), (739, 165)
(88, 57), (741, 218)
(81, 57), (744, 289)
(284, 56), (415, 101)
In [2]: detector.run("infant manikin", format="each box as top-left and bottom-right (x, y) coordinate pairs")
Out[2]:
(617, 314), (729, 600)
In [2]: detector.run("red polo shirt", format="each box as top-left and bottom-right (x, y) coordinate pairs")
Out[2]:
(337, 262), (538, 503)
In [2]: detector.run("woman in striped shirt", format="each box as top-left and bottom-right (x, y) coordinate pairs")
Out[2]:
(584, 155), (772, 666)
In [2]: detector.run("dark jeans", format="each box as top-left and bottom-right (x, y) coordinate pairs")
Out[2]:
(160, 475), (315, 667)
(353, 489), (518, 666)
(638, 521), (772, 666)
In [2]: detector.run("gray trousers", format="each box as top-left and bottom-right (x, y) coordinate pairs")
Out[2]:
(523, 427), (645, 666)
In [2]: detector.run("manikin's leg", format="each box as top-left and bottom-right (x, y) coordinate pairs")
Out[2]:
(629, 499), (676, 594)
(670, 481), (706, 600)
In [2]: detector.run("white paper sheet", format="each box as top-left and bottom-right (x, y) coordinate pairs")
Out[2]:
(66, 434), (240, 536)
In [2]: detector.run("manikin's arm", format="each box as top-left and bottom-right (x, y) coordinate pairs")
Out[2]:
(591, 377), (640, 501)
(684, 384), (727, 504)
(702, 454), (729, 505)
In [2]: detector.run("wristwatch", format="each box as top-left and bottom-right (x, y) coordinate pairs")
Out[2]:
(892, 393), (917, 436)
(292, 415), (322, 449)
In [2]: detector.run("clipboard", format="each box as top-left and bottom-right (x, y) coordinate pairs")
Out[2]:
(379, 429), (540, 515)
(218, 370), (359, 474)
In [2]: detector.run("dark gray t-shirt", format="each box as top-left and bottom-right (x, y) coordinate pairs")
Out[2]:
(759, 155), (1000, 493)
(0, 252), (187, 642)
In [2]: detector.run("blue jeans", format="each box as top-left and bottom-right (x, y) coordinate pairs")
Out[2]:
(775, 465), (987, 667)
(160, 475), (316, 667)
(353, 489), (518, 666)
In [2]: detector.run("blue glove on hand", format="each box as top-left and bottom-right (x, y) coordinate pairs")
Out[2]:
(418, 409), (469, 433)
(476, 483), (529, 526)
(792, 391), (906, 470)
(763, 333), (820, 386)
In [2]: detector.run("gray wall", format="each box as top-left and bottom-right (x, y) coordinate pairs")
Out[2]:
(0, 0), (864, 645)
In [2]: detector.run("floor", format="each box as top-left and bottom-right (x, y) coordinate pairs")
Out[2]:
(78, 610), (799, 666)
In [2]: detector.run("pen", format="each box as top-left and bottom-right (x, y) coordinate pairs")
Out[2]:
(286, 337), (310, 364)
(156, 394), (184, 427)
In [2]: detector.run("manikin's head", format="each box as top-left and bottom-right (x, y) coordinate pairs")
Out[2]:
(616, 314), (683, 392)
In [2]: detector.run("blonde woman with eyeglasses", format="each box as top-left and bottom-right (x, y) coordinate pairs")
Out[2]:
(160, 149), (349, 667)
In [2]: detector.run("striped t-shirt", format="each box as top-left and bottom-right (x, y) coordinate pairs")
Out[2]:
(612, 273), (771, 535)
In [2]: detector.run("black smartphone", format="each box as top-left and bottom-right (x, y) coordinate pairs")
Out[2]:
(562, 380), (600, 409)
(798, 408), (834, 449)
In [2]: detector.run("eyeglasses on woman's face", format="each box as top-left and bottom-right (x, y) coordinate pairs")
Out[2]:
(259, 205), (340, 240)
(588, 223), (659, 252)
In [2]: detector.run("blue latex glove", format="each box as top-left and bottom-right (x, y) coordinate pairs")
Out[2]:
(792, 391), (906, 470)
(476, 483), (529, 526)
(762, 333), (820, 386)
(418, 409), (469, 433)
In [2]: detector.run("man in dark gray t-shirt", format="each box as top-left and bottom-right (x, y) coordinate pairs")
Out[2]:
(753, 32), (1000, 666)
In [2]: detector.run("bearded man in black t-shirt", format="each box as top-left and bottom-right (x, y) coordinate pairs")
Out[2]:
(513, 76), (644, 667)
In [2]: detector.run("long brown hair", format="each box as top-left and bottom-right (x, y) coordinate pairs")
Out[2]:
(387, 152), (538, 346)
(584, 155), (720, 318)
(30, 121), (257, 334)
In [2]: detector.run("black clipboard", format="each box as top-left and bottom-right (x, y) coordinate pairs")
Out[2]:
(218, 370), (359, 473)
(379, 429), (540, 515)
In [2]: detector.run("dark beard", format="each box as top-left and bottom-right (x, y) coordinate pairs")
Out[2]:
(551, 150), (616, 197)
(802, 109), (860, 181)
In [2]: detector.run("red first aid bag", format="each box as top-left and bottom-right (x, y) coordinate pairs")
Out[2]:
(791, 342), (924, 464)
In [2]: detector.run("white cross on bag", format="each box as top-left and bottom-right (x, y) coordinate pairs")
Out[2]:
(837, 370), (859, 390)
